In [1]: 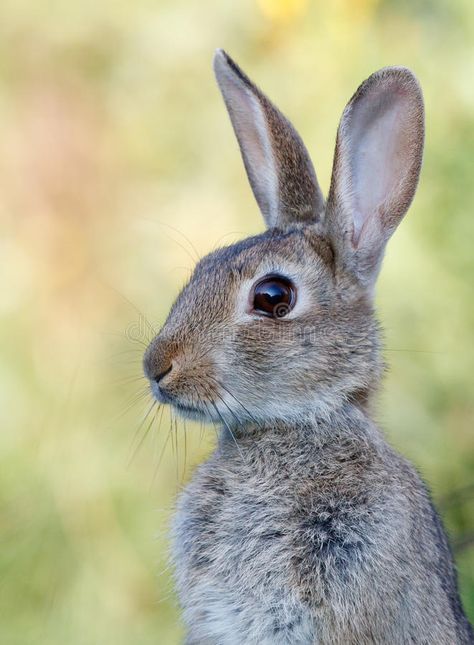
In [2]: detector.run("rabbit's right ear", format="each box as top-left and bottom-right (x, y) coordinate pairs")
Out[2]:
(213, 50), (324, 229)
(326, 67), (424, 288)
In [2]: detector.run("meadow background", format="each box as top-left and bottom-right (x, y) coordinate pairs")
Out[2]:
(1, 0), (473, 642)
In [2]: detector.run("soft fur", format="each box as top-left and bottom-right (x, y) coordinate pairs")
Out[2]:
(143, 50), (473, 644)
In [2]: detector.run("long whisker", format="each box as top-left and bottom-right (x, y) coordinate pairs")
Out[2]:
(110, 334), (149, 349)
(101, 281), (157, 344)
(182, 418), (188, 482)
(112, 374), (147, 386)
(199, 419), (204, 447)
(160, 221), (201, 264)
(205, 393), (246, 464)
(101, 328), (151, 348)
(169, 408), (176, 461)
(168, 408), (179, 481)
(208, 376), (259, 425)
(128, 402), (160, 467)
(213, 389), (244, 429)
(211, 231), (245, 249)
(174, 414), (180, 481)
(194, 386), (220, 446)
(112, 386), (151, 423)
(150, 408), (175, 488)
(128, 398), (156, 450)
(109, 348), (146, 358)
(139, 217), (201, 265)
(164, 234), (197, 267)
(106, 357), (144, 368)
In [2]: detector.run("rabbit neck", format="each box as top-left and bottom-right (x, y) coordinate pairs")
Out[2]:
(218, 397), (383, 455)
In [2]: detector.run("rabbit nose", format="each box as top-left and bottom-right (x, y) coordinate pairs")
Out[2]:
(153, 363), (173, 384)
(143, 340), (174, 384)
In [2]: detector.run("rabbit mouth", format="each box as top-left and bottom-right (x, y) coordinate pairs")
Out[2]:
(156, 388), (210, 421)
(173, 401), (207, 420)
(148, 377), (214, 421)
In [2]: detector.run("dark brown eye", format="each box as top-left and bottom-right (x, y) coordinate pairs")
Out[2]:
(252, 275), (296, 318)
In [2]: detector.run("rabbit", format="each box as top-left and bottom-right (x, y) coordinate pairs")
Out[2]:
(143, 49), (474, 644)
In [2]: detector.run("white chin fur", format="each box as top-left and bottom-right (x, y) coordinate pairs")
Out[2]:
(166, 388), (346, 429)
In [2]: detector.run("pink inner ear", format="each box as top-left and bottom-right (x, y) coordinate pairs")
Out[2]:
(350, 87), (414, 245)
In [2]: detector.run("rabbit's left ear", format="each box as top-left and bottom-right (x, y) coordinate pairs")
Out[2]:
(326, 67), (424, 288)
(213, 49), (324, 229)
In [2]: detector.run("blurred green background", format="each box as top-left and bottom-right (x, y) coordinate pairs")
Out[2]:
(0, 0), (473, 642)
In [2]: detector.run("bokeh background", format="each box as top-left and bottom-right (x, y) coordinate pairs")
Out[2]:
(1, 0), (473, 642)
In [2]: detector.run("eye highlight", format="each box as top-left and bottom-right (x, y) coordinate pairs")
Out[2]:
(252, 274), (296, 318)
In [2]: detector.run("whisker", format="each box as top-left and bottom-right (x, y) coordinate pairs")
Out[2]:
(213, 390), (243, 428)
(100, 281), (157, 344)
(106, 356), (144, 367)
(169, 409), (176, 462)
(111, 387), (151, 423)
(109, 348), (146, 358)
(128, 402), (160, 467)
(199, 420), (204, 447)
(162, 222), (201, 264)
(211, 231), (245, 249)
(194, 386), (220, 446)
(182, 418), (188, 482)
(102, 329), (151, 348)
(168, 408), (180, 481)
(164, 233), (196, 265)
(208, 376), (259, 425)
(174, 414), (180, 481)
(205, 393), (246, 464)
(139, 217), (201, 264)
(128, 399), (157, 464)
(150, 405), (170, 489)
(112, 374), (147, 386)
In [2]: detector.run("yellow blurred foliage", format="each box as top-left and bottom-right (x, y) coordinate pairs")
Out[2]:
(258, 0), (309, 23)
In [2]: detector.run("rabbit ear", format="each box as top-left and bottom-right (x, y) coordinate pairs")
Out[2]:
(213, 49), (324, 229)
(326, 67), (424, 287)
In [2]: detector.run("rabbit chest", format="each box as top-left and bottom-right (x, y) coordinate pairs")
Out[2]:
(171, 432), (384, 644)
(173, 463), (316, 642)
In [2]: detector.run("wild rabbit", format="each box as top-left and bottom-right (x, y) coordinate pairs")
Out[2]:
(143, 50), (474, 644)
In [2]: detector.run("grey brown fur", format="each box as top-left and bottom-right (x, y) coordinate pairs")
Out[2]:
(143, 50), (473, 643)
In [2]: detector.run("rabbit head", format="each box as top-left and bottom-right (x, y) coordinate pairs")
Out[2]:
(143, 50), (424, 426)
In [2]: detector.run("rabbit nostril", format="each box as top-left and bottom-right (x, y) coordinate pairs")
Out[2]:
(153, 364), (173, 384)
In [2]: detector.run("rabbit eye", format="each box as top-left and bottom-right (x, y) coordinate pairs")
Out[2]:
(252, 275), (296, 318)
